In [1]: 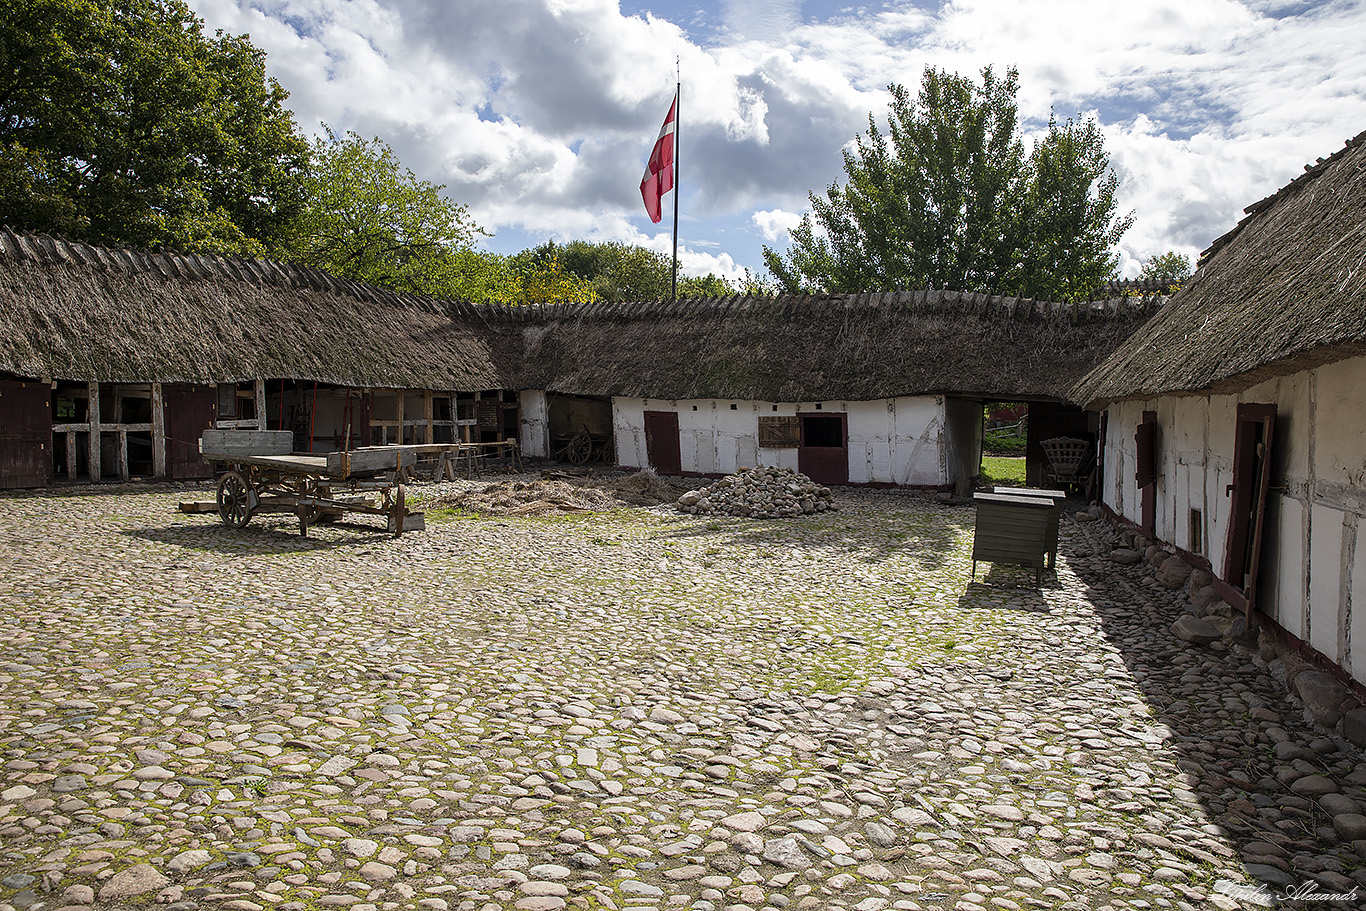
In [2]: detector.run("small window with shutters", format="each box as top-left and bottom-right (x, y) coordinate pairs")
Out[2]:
(757, 416), (799, 448)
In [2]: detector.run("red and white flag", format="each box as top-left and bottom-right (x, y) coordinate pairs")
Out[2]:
(640, 94), (676, 224)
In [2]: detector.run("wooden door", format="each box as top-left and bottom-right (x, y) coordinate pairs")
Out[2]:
(644, 411), (682, 475)
(0, 379), (51, 488)
(163, 384), (217, 478)
(1223, 404), (1276, 615)
(1136, 411), (1157, 533)
(798, 413), (848, 485)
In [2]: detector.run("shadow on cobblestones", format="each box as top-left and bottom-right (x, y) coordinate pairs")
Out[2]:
(123, 521), (393, 554)
(957, 580), (1051, 612)
(1066, 538), (1366, 908)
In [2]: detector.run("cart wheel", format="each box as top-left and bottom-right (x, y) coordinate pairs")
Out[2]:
(568, 431), (593, 464)
(392, 483), (406, 538)
(216, 471), (254, 528)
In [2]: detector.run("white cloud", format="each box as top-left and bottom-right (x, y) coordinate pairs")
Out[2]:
(187, 0), (1366, 282)
(752, 209), (805, 242)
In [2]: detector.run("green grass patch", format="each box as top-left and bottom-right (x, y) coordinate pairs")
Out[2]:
(983, 430), (1026, 455)
(979, 455), (1026, 487)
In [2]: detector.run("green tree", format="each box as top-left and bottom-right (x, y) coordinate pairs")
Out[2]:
(292, 128), (486, 297)
(0, 0), (309, 255)
(1138, 250), (1192, 286)
(525, 239), (752, 301)
(764, 66), (1132, 301)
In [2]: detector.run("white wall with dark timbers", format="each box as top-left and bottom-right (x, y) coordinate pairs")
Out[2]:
(1099, 354), (1366, 685)
(612, 395), (950, 486)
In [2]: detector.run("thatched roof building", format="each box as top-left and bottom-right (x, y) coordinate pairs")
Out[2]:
(500, 292), (1163, 403)
(0, 230), (503, 390)
(0, 228), (1164, 401)
(1073, 129), (1366, 406)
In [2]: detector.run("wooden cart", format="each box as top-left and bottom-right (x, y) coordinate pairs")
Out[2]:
(200, 430), (428, 537)
(551, 427), (614, 465)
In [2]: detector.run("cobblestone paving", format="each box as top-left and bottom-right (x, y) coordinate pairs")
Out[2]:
(1, 481), (1364, 911)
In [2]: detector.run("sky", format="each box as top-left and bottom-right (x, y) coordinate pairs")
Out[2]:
(186, 0), (1366, 283)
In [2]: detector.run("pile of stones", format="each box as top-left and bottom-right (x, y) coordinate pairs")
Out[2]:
(676, 465), (835, 518)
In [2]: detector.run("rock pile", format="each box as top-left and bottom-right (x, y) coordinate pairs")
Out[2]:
(676, 465), (835, 518)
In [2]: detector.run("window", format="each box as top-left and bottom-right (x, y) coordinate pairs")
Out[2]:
(757, 416), (799, 448)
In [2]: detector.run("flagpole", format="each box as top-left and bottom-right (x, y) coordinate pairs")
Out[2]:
(671, 67), (680, 301)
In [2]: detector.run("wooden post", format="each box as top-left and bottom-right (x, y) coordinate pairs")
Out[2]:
(65, 432), (78, 481)
(87, 381), (101, 481)
(394, 391), (405, 446)
(423, 391), (434, 445)
(254, 379), (267, 430)
(151, 382), (166, 478)
(117, 428), (129, 480)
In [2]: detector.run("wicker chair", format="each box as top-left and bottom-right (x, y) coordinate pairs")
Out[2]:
(1040, 436), (1093, 496)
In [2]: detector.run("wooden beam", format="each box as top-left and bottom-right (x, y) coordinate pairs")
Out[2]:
(117, 428), (129, 480)
(65, 431), (77, 481)
(254, 379), (267, 430)
(87, 382), (101, 482)
(395, 392), (405, 446)
(151, 382), (166, 477)
(424, 390), (434, 445)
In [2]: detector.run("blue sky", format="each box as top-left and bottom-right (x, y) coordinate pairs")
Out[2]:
(188, 0), (1366, 283)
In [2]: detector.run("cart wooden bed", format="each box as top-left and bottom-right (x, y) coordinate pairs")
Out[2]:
(200, 430), (433, 537)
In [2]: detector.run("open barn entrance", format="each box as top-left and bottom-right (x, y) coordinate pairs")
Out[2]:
(548, 394), (615, 466)
(970, 398), (1099, 496)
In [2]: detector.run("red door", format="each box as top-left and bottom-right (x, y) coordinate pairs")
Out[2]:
(644, 411), (681, 475)
(0, 379), (52, 488)
(798, 413), (848, 484)
(1223, 404), (1276, 616)
(163, 385), (217, 478)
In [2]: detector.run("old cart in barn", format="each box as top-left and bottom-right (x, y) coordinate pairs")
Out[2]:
(200, 430), (428, 537)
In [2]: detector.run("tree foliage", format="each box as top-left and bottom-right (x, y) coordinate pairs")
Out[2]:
(764, 66), (1133, 301)
(291, 128), (488, 297)
(0, 0), (309, 255)
(521, 240), (761, 301)
(1139, 250), (1192, 286)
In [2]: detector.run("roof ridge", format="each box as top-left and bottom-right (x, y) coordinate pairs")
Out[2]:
(1201, 128), (1366, 262)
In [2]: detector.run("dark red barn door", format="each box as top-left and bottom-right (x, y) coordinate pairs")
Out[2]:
(163, 385), (217, 478)
(798, 413), (848, 485)
(0, 379), (51, 488)
(644, 411), (682, 475)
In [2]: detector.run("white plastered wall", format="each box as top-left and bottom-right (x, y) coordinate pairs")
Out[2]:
(1099, 354), (1366, 684)
(612, 396), (948, 486)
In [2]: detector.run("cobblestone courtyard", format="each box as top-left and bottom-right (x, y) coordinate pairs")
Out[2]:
(1, 482), (1364, 911)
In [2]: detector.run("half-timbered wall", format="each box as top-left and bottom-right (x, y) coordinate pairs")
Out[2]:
(1099, 354), (1366, 685)
(611, 395), (952, 486)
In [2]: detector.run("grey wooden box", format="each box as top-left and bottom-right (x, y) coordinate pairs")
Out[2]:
(971, 492), (1055, 585)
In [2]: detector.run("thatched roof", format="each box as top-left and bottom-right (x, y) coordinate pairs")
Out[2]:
(0, 229), (1164, 400)
(499, 292), (1164, 402)
(1074, 129), (1366, 406)
(0, 230), (502, 389)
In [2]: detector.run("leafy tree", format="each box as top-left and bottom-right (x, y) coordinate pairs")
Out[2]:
(291, 128), (488, 297)
(764, 66), (1133, 301)
(534, 240), (675, 301)
(0, 0), (309, 255)
(523, 239), (759, 301)
(1138, 250), (1192, 286)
